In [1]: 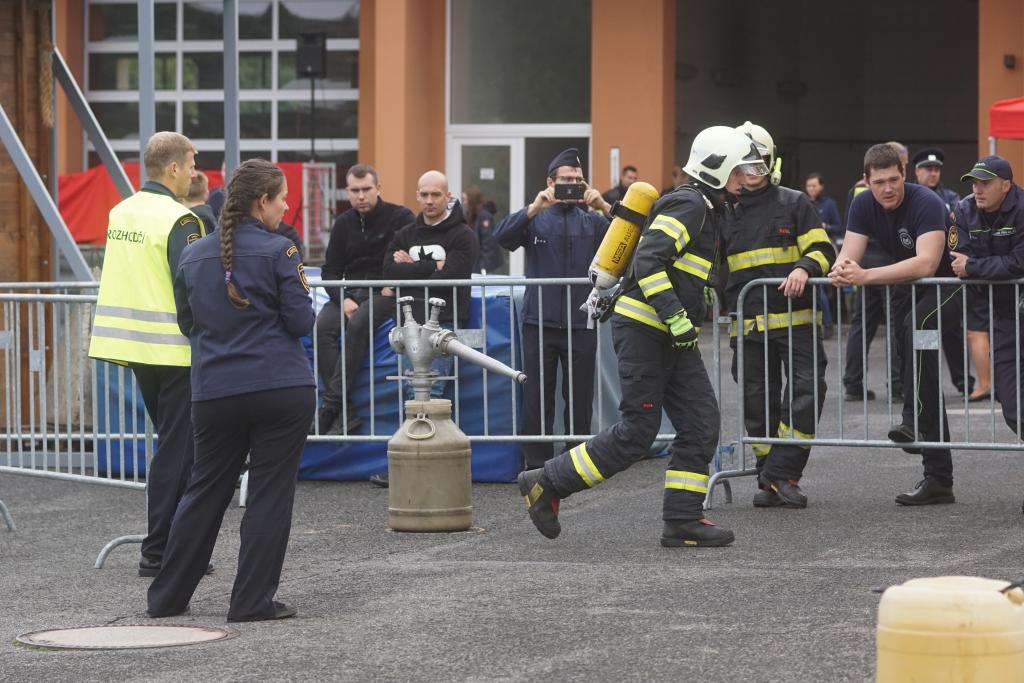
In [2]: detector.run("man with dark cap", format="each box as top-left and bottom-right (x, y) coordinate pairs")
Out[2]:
(913, 147), (962, 212)
(493, 148), (610, 470)
(949, 156), (1024, 504)
(517, 126), (769, 548)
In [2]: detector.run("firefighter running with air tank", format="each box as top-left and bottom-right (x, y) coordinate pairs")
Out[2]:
(723, 122), (836, 508)
(517, 126), (769, 547)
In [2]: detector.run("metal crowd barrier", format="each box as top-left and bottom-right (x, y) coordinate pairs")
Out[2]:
(706, 276), (1024, 507)
(307, 277), (734, 455)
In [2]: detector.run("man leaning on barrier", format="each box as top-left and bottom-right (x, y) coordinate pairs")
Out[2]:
(830, 143), (962, 506)
(517, 126), (769, 548)
(315, 164), (414, 435)
(949, 155), (1024, 511)
(88, 132), (213, 577)
(492, 148), (610, 469)
(724, 122), (835, 509)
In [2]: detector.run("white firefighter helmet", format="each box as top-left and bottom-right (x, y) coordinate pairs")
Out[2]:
(736, 121), (776, 166)
(682, 126), (768, 190)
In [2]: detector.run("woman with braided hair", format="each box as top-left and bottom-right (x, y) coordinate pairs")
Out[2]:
(148, 159), (315, 622)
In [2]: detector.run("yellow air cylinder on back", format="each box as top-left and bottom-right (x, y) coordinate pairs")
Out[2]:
(588, 181), (660, 290)
(876, 576), (1024, 683)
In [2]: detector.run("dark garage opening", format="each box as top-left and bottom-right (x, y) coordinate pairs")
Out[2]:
(676, 0), (979, 214)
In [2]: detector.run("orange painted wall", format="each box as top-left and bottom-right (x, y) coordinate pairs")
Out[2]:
(978, 0), (1024, 173)
(359, 0), (446, 209)
(53, 0), (84, 175)
(591, 0), (675, 193)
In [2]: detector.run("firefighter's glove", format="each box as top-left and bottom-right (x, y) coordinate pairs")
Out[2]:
(703, 286), (715, 308)
(665, 310), (698, 349)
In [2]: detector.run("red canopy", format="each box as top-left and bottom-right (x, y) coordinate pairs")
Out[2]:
(58, 161), (307, 244)
(989, 97), (1024, 140)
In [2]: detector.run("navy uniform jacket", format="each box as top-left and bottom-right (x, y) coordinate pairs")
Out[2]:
(493, 202), (609, 329)
(951, 184), (1024, 317)
(174, 217), (315, 401)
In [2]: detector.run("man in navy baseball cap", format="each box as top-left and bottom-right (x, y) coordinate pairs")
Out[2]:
(961, 155), (1014, 182)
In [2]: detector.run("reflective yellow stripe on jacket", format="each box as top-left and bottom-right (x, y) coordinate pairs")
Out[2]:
(614, 295), (668, 332)
(649, 214), (690, 252)
(727, 246), (800, 272)
(729, 308), (823, 336)
(638, 271), (673, 298)
(672, 252), (713, 281)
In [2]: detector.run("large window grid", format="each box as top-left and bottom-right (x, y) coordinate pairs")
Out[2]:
(84, 0), (358, 171)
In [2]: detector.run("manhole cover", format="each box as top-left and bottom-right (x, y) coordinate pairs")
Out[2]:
(16, 625), (239, 650)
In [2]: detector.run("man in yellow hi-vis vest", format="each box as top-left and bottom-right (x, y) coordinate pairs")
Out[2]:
(89, 132), (207, 577)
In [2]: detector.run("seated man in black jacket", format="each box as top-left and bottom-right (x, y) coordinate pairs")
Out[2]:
(315, 165), (414, 435)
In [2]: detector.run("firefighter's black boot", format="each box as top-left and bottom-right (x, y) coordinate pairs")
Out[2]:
(518, 468), (561, 539)
(752, 487), (785, 508)
(764, 476), (808, 508)
(660, 518), (735, 547)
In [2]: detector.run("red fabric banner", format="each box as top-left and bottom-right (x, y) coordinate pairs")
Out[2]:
(58, 162), (307, 244)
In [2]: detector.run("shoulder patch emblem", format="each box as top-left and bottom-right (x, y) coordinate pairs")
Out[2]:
(180, 216), (199, 227)
(297, 263), (309, 292)
(947, 225), (959, 251)
(286, 245), (298, 259)
(186, 232), (201, 245)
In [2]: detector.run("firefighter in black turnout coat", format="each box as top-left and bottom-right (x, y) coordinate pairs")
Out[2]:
(723, 122), (836, 508)
(517, 126), (769, 548)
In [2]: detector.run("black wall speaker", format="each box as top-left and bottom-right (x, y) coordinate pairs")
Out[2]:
(296, 32), (327, 78)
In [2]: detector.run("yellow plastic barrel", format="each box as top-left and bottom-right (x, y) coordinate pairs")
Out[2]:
(876, 576), (1024, 682)
(387, 399), (472, 532)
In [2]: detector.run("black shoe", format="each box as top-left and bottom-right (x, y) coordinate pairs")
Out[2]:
(887, 424), (923, 454)
(139, 557), (214, 578)
(660, 519), (735, 547)
(227, 600), (297, 623)
(368, 472), (389, 488)
(844, 388), (876, 401)
(517, 468), (561, 539)
(895, 478), (955, 506)
(752, 488), (786, 508)
(760, 476), (808, 508)
(311, 405), (339, 435)
(968, 390), (991, 403)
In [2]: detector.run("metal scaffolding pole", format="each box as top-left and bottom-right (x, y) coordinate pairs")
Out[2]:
(0, 104), (94, 282)
(223, 0), (240, 179)
(52, 49), (133, 200)
(138, 0), (156, 185)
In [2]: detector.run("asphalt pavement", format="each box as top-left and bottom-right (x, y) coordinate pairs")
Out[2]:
(1, 329), (1022, 682)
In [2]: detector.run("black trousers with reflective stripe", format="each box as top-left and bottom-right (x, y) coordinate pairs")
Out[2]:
(731, 325), (827, 482)
(992, 315), (1024, 434)
(894, 286), (961, 487)
(544, 318), (719, 521)
(131, 363), (194, 563)
(147, 386), (315, 620)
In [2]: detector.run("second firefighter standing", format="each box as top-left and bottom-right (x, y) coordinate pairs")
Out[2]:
(723, 122), (836, 508)
(518, 126), (770, 548)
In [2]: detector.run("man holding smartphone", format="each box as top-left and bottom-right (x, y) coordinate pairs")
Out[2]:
(493, 148), (611, 470)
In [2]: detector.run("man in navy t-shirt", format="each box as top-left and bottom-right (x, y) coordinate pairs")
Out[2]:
(830, 143), (962, 506)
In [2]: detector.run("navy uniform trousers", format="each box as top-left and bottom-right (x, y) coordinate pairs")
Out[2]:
(893, 285), (963, 487)
(544, 318), (719, 521)
(147, 385), (315, 620)
(131, 364), (194, 564)
(731, 325), (827, 482)
(991, 314), (1024, 434)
